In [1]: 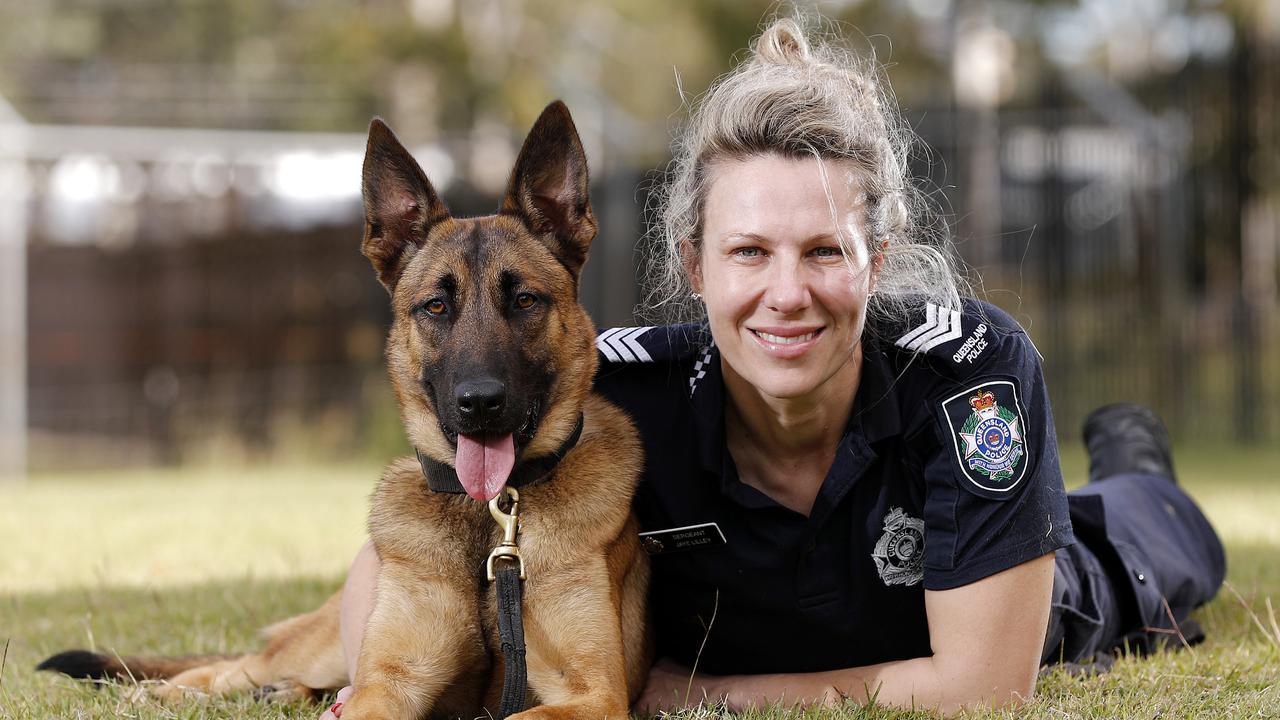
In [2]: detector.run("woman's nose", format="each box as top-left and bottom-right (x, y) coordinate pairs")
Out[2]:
(764, 258), (810, 313)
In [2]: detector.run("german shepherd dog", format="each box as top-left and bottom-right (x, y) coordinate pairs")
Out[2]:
(39, 101), (652, 719)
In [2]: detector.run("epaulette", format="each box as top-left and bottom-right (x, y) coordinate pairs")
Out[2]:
(595, 323), (710, 366)
(886, 299), (1026, 375)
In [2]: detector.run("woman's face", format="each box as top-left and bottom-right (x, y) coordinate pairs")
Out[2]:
(692, 154), (879, 402)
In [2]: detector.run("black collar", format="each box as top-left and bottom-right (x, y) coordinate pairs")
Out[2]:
(416, 414), (585, 494)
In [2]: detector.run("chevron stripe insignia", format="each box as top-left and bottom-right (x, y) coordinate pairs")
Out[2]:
(595, 327), (655, 363)
(894, 303), (964, 353)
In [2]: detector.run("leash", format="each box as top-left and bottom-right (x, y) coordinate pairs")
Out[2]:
(487, 487), (527, 719)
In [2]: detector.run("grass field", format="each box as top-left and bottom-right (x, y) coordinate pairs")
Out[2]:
(1, 445), (1277, 719)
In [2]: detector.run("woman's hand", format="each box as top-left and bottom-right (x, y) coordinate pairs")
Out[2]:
(318, 686), (353, 719)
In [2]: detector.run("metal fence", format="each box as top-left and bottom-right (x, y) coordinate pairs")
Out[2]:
(13, 128), (647, 470)
(914, 52), (1278, 445)
(10, 51), (1280, 471)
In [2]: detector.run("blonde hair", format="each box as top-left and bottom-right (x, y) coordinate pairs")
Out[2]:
(643, 13), (968, 335)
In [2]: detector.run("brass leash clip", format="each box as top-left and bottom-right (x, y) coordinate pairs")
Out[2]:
(486, 486), (526, 582)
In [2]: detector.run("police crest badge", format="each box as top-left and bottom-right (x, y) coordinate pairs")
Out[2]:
(939, 379), (1030, 499)
(872, 507), (925, 586)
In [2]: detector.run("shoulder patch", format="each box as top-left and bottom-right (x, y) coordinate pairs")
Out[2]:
(938, 378), (1031, 500)
(595, 326), (655, 362)
(595, 323), (711, 367)
(895, 302), (963, 353)
(889, 300), (1015, 372)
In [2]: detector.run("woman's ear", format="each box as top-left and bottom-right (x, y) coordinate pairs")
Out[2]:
(680, 237), (703, 294)
(869, 238), (889, 293)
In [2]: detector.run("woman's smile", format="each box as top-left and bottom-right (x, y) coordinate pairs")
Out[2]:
(748, 325), (824, 357)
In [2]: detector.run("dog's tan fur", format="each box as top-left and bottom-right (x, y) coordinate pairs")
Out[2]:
(351, 399), (648, 719)
(40, 101), (652, 720)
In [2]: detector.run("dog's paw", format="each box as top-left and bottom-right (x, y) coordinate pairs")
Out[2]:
(253, 679), (316, 703)
(148, 680), (207, 703)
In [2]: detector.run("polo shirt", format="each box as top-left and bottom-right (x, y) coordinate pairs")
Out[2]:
(593, 299), (1075, 674)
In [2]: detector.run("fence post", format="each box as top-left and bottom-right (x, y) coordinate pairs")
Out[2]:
(0, 96), (28, 480)
(1039, 77), (1071, 430)
(1229, 27), (1261, 443)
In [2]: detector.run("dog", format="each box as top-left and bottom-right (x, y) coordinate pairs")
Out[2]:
(38, 100), (653, 720)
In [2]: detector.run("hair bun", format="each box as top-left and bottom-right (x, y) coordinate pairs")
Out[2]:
(753, 18), (812, 66)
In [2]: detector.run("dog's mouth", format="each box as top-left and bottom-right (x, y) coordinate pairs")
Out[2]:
(437, 398), (543, 502)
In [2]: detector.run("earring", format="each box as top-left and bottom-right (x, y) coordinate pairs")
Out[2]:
(690, 292), (702, 301)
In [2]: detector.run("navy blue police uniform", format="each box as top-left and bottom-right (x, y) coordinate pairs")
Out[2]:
(594, 299), (1225, 674)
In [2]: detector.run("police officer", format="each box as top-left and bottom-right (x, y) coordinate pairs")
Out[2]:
(603, 14), (1219, 713)
(598, 318), (1223, 712)
(321, 14), (1224, 718)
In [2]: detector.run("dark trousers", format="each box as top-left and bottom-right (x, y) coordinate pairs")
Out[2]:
(1041, 473), (1226, 665)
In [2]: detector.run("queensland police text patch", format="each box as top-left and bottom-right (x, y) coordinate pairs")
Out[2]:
(938, 379), (1030, 499)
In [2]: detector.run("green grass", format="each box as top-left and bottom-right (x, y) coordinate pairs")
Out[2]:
(1, 446), (1278, 719)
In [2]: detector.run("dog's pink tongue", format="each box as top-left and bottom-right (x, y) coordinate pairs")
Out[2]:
(454, 433), (515, 502)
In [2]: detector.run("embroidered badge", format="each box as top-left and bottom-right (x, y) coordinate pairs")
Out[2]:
(872, 507), (925, 586)
(951, 322), (989, 364)
(939, 379), (1030, 498)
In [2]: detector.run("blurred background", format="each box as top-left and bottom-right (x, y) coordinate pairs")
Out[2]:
(0, 0), (1277, 479)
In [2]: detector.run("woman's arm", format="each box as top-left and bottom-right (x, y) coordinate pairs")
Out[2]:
(319, 540), (379, 720)
(635, 552), (1056, 717)
(338, 540), (380, 683)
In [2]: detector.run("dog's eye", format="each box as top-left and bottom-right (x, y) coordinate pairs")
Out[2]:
(514, 293), (537, 310)
(422, 299), (448, 316)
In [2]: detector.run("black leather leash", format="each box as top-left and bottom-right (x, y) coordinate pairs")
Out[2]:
(485, 487), (527, 719)
(416, 416), (585, 719)
(494, 563), (528, 718)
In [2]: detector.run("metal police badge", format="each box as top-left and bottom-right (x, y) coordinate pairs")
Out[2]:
(872, 507), (925, 586)
(939, 379), (1030, 499)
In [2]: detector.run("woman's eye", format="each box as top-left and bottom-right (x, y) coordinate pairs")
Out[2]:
(514, 293), (538, 310)
(733, 247), (762, 258)
(423, 299), (448, 316)
(812, 246), (842, 258)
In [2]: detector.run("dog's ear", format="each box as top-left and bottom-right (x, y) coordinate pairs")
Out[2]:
(500, 101), (597, 276)
(361, 118), (450, 293)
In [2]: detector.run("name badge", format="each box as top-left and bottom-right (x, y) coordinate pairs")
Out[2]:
(638, 522), (726, 555)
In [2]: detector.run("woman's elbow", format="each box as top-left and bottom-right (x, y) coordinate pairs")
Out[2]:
(938, 668), (1038, 716)
(992, 679), (1036, 710)
(972, 671), (1038, 713)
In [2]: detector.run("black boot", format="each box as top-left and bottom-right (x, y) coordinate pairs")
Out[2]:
(1082, 403), (1177, 484)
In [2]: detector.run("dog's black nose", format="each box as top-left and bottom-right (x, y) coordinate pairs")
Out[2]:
(455, 379), (507, 426)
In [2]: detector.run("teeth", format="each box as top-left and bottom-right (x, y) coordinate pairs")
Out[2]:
(756, 331), (816, 345)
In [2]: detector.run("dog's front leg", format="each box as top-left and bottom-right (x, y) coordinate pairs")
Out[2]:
(339, 562), (484, 720)
(513, 559), (632, 720)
